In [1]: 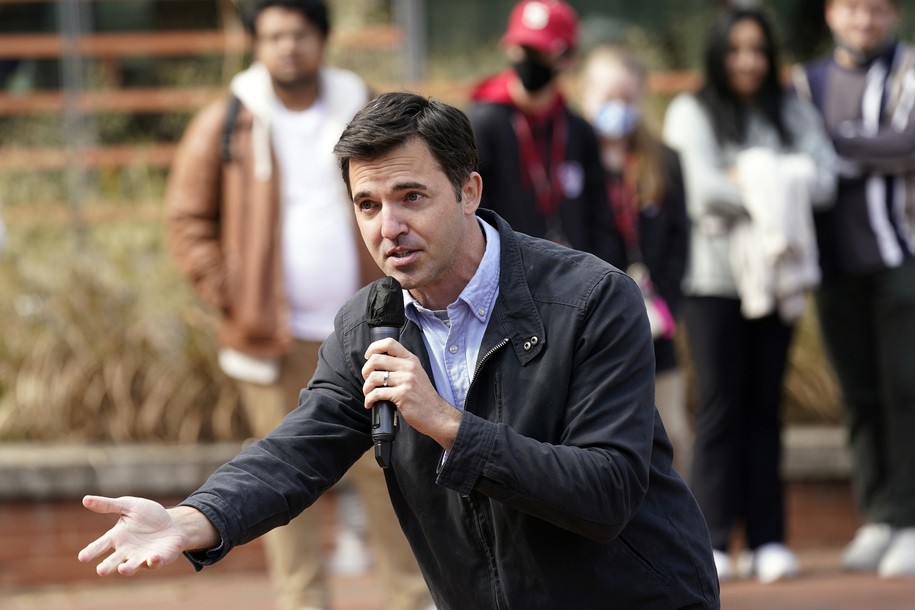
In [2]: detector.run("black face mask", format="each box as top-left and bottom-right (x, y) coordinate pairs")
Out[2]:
(512, 55), (557, 93)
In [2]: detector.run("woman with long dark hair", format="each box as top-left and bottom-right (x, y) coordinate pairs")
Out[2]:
(663, 8), (836, 584)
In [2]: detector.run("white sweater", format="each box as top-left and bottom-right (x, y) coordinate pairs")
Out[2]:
(662, 93), (837, 300)
(731, 148), (821, 322)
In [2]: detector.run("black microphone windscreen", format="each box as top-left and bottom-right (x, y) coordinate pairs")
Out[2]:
(366, 277), (405, 328)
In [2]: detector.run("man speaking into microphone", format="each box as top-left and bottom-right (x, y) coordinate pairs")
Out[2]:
(78, 91), (719, 610)
(366, 276), (405, 468)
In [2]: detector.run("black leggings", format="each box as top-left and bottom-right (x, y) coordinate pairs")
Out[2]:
(684, 296), (794, 550)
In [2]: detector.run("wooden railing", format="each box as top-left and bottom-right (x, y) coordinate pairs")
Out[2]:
(0, 0), (405, 177)
(0, 73), (699, 172)
(0, 0), (697, 178)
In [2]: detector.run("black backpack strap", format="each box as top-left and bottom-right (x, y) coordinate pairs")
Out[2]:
(221, 93), (242, 162)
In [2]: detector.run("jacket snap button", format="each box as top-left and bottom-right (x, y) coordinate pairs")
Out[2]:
(523, 341), (532, 351)
(530, 336), (539, 345)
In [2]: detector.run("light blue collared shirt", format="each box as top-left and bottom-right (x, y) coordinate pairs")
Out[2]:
(404, 217), (500, 411)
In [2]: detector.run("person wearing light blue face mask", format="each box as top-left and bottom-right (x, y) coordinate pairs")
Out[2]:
(580, 44), (693, 488)
(593, 99), (641, 141)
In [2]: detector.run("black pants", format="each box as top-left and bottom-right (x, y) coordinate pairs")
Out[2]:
(684, 296), (794, 551)
(816, 258), (915, 527)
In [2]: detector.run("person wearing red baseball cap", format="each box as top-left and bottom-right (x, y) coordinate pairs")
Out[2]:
(469, 0), (624, 266)
(502, 0), (578, 62)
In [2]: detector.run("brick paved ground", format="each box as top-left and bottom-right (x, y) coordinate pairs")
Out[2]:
(722, 547), (915, 610)
(0, 571), (383, 610)
(4, 480), (915, 609)
(3, 546), (915, 610)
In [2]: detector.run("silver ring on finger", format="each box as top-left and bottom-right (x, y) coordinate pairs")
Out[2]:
(382, 370), (390, 387)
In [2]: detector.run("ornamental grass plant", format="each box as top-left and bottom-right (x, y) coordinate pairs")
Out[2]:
(0, 222), (246, 442)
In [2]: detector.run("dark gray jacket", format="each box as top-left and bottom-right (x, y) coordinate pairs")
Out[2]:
(182, 210), (719, 609)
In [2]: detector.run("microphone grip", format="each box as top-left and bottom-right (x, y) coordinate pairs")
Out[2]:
(372, 402), (396, 468)
(370, 326), (400, 468)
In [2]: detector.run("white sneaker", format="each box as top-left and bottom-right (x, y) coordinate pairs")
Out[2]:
(713, 549), (734, 582)
(740, 543), (799, 584)
(328, 528), (372, 576)
(878, 527), (915, 579)
(735, 549), (755, 579)
(843, 523), (896, 572)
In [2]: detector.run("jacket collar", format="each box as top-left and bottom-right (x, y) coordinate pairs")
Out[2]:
(229, 63), (276, 180)
(228, 64), (366, 182)
(477, 209), (546, 365)
(229, 63), (362, 125)
(230, 62), (276, 125)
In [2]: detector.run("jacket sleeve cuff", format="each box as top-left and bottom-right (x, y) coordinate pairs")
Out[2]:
(178, 492), (243, 570)
(435, 411), (497, 495)
(182, 542), (226, 572)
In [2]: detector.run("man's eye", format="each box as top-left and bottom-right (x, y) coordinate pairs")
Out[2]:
(358, 201), (377, 212)
(406, 192), (422, 202)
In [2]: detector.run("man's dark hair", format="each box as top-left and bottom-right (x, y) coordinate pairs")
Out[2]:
(245, 0), (330, 39)
(334, 92), (480, 200)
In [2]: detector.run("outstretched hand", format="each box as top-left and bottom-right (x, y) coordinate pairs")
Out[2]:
(77, 495), (190, 576)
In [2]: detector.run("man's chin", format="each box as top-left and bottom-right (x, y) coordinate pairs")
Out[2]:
(835, 33), (893, 64)
(381, 269), (416, 290)
(272, 73), (318, 91)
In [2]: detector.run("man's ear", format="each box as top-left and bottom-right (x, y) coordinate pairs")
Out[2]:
(461, 173), (483, 213)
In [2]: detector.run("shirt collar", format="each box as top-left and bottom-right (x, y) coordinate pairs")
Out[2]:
(404, 216), (500, 322)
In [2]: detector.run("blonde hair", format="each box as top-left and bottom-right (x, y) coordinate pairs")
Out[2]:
(581, 44), (667, 209)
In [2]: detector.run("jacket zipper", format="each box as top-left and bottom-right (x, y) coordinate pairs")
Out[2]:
(465, 336), (510, 609)
(464, 494), (505, 609)
(435, 336), (511, 476)
(470, 337), (510, 386)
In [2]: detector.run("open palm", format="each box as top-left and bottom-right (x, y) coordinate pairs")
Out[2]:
(78, 495), (189, 576)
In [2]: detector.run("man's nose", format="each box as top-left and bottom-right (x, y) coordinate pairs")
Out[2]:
(380, 206), (406, 240)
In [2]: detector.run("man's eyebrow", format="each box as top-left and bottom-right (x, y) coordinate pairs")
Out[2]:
(393, 181), (428, 192)
(352, 181), (430, 203)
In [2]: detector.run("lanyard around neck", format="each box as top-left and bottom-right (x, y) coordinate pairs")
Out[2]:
(512, 106), (568, 218)
(606, 165), (641, 264)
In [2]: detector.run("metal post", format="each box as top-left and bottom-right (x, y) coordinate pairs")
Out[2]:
(394, 0), (426, 85)
(56, 0), (92, 238)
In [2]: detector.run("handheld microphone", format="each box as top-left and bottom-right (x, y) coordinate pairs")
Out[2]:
(365, 276), (405, 468)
